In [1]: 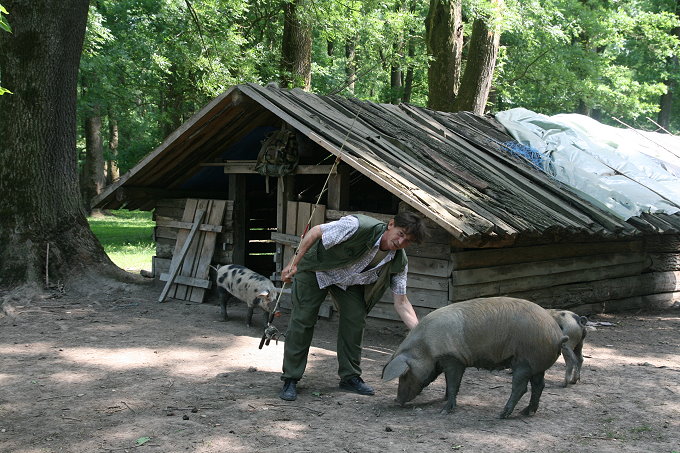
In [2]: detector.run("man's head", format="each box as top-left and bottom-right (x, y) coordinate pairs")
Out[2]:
(380, 211), (428, 251)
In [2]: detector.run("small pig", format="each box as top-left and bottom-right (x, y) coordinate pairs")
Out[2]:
(214, 264), (279, 327)
(382, 297), (567, 419)
(547, 309), (588, 387)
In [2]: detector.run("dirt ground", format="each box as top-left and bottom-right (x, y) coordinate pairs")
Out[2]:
(1, 275), (679, 453)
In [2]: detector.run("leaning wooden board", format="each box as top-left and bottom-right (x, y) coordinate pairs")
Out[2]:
(160, 198), (226, 303)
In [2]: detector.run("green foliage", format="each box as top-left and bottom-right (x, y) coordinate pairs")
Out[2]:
(0, 4), (10, 33)
(88, 210), (154, 271)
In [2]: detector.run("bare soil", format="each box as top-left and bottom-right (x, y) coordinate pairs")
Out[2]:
(1, 275), (679, 453)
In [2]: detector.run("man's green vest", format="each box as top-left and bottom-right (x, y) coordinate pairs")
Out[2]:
(297, 214), (408, 311)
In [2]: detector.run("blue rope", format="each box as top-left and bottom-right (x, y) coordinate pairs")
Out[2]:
(502, 141), (547, 172)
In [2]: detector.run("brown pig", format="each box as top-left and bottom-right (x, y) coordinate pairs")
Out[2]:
(382, 297), (567, 419)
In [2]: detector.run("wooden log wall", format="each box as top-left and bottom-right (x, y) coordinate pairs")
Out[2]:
(449, 234), (680, 315)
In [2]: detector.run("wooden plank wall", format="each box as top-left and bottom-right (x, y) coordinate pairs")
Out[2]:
(152, 198), (234, 278)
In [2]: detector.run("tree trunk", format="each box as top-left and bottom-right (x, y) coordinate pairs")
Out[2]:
(390, 65), (403, 104)
(106, 117), (120, 185)
(452, 9), (501, 114)
(425, 0), (463, 111)
(403, 0), (417, 103)
(281, 0), (312, 90)
(81, 104), (106, 214)
(345, 36), (357, 94)
(658, 9), (680, 130)
(0, 0), (116, 287)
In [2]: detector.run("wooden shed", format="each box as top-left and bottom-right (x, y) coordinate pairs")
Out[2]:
(92, 83), (680, 319)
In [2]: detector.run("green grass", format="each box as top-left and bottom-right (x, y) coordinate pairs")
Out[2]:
(88, 209), (155, 271)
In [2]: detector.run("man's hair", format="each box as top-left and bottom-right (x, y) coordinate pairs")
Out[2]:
(393, 211), (428, 244)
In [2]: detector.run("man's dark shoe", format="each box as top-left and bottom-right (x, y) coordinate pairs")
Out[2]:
(279, 379), (298, 401)
(339, 376), (375, 395)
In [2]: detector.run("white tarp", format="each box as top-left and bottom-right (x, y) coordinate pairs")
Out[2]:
(495, 108), (680, 220)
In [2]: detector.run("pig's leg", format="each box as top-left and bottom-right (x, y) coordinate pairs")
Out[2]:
(440, 360), (465, 414)
(218, 288), (231, 321)
(520, 372), (545, 416)
(246, 305), (254, 327)
(262, 307), (270, 327)
(573, 341), (584, 384)
(561, 345), (578, 387)
(500, 365), (530, 419)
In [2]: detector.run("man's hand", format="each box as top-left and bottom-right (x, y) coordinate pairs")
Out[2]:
(281, 225), (323, 283)
(282, 263), (297, 283)
(393, 293), (419, 329)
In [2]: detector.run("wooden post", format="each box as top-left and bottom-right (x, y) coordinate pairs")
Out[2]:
(230, 174), (247, 265)
(327, 162), (350, 210)
(276, 175), (295, 275)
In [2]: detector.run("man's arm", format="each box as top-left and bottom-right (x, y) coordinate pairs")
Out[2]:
(393, 293), (418, 329)
(281, 224), (323, 283)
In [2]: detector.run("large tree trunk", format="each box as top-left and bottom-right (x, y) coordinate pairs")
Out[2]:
(281, 0), (312, 90)
(81, 104), (106, 214)
(0, 0), (116, 287)
(452, 10), (501, 114)
(425, 0), (463, 111)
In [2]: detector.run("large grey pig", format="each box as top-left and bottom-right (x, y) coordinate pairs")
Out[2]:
(382, 297), (567, 419)
(215, 264), (279, 327)
(547, 309), (588, 387)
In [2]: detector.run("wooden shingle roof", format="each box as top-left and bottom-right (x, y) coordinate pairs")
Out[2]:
(92, 83), (680, 245)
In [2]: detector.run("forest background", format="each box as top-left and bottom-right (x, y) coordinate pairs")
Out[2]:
(0, 0), (679, 287)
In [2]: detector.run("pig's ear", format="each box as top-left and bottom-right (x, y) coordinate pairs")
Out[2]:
(258, 290), (270, 297)
(382, 354), (410, 381)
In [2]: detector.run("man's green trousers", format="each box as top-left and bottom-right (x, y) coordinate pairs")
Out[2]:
(281, 270), (368, 381)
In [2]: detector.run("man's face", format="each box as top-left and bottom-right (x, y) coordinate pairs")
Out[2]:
(380, 219), (416, 251)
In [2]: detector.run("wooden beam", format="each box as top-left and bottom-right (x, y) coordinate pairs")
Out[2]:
(203, 160), (337, 175)
(230, 174), (247, 265)
(155, 217), (224, 233)
(327, 162), (350, 210)
(271, 231), (300, 246)
(159, 273), (212, 289)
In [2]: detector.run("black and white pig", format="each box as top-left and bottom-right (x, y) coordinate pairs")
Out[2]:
(547, 309), (588, 387)
(214, 264), (279, 327)
(382, 297), (567, 419)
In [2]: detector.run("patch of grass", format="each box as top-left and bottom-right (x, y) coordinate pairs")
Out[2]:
(88, 210), (155, 271)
